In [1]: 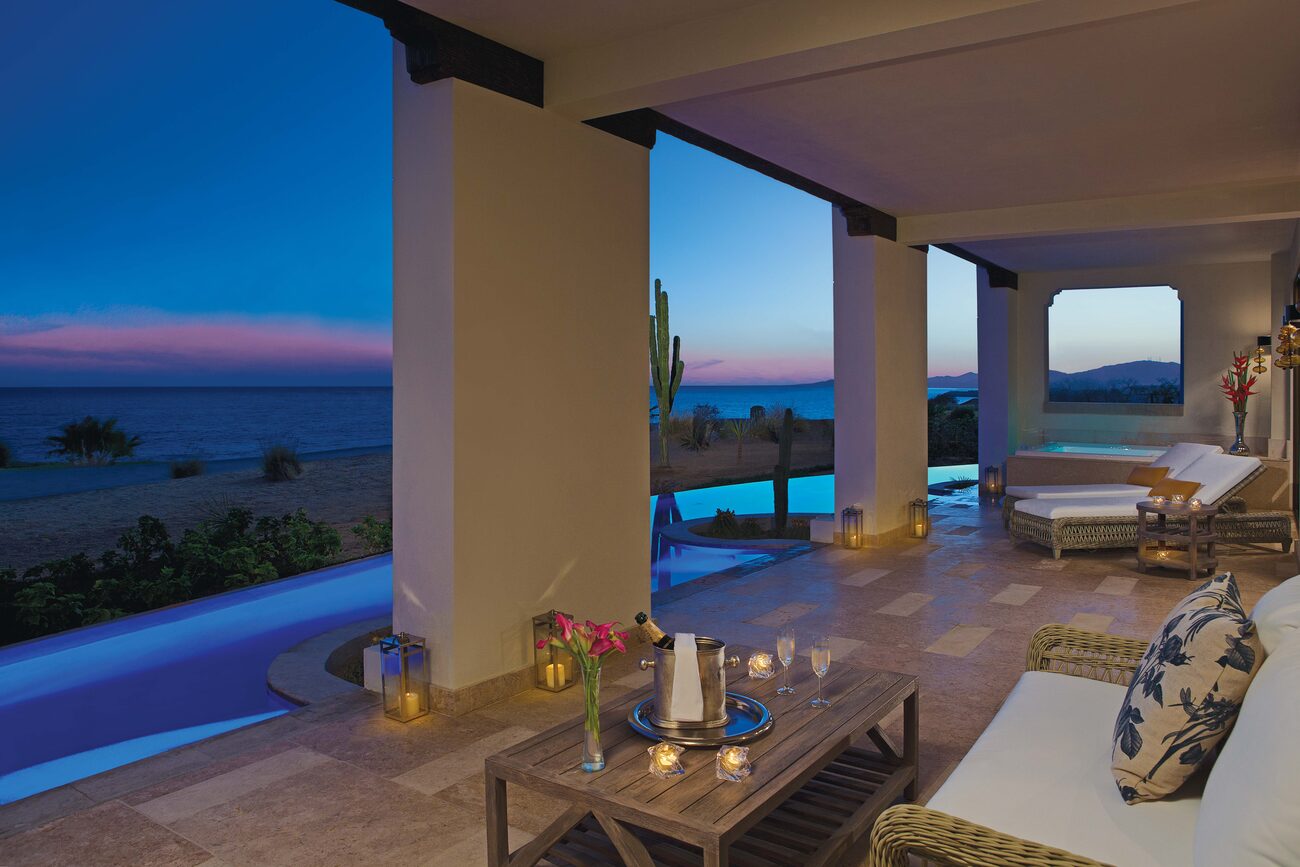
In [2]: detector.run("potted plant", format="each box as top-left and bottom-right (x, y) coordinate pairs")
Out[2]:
(1220, 353), (1258, 456)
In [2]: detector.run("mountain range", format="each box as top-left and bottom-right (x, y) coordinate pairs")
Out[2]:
(927, 360), (1180, 389)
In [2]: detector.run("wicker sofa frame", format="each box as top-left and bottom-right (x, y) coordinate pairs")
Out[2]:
(867, 624), (1148, 867)
(1005, 467), (1288, 559)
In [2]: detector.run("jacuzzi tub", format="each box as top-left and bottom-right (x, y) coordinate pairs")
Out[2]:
(1017, 441), (1165, 459)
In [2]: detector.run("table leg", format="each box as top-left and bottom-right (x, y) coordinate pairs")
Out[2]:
(903, 688), (919, 801)
(485, 770), (509, 867)
(702, 840), (730, 867)
(593, 812), (656, 867)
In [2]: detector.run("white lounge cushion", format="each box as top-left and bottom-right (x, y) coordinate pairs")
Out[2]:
(1250, 574), (1300, 655)
(1171, 453), (1260, 504)
(1005, 483), (1150, 500)
(1014, 496), (1144, 519)
(928, 671), (1202, 867)
(1194, 633), (1300, 866)
(1150, 442), (1223, 476)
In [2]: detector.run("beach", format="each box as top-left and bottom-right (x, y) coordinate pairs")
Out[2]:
(0, 453), (393, 573)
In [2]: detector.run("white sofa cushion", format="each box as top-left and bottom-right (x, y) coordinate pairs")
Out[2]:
(1250, 574), (1300, 655)
(1150, 442), (1223, 476)
(1014, 496), (1145, 519)
(1005, 483), (1150, 500)
(1194, 633), (1300, 866)
(1171, 453), (1260, 504)
(928, 671), (1202, 867)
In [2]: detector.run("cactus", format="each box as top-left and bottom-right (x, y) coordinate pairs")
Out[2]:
(650, 279), (684, 468)
(772, 408), (794, 533)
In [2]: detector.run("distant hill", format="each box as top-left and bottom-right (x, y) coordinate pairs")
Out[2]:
(1048, 360), (1180, 387)
(927, 371), (978, 388)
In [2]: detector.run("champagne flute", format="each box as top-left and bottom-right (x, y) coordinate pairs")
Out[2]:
(776, 627), (796, 695)
(810, 637), (831, 708)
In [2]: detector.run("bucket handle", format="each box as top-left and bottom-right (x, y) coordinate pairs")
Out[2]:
(639, 658), (654, 670)
(640, 656), (740, 670)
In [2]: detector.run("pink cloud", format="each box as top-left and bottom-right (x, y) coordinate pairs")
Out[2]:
(0, 315), (391, 374)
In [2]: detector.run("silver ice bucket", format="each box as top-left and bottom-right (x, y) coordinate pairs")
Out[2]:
(639, 637), (739, 729)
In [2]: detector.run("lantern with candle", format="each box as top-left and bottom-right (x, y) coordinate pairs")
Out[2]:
(840, 505), (863, 549)
(379, 632), (429, 722)
(532, 610), (576, 692)
(716, 745), (752, 782)
(909, 499), (931, 539)
(648, 741), (685, 778)
(747, 651), (775, 680)
(982, 465), (1003, 499)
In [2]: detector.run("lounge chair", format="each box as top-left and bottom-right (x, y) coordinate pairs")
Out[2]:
(1007, 453), (1276, 559)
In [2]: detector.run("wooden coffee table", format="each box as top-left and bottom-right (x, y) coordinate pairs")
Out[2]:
(484, 659), (918, 866)
(1136, 499), (1219, 579)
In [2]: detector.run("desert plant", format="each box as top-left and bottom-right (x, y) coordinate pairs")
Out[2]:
(352, 516), (393, 555)
(772, 408), (794, 534)
(0, 440), (9, 468)
(649, 278), (684, 468)
(261, 443), (302, 482)
(720, 418), (753, 463)
(679, 410), (716, 452)
(170, 458), (205, 479)
(46, 416), (141, 465)
(757, 404), (805, 443)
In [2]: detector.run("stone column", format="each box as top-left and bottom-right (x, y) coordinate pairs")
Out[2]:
(393, 66), (649, 711)
(832, 216), (928, 541)
(976, 266), (1019, 484)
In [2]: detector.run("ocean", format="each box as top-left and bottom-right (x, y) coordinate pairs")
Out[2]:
(658, 383), (974, 419)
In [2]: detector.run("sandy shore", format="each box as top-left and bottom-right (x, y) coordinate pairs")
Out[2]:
(0, 453), (393, 573)
(650, 424), (834, 494)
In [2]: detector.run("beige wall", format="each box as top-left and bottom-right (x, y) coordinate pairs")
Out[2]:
(1014, 261), (1277, 453)
(833, 227), (928, 539)
(393, 71), (650, 691)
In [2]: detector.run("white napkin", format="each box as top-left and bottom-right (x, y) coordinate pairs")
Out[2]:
(669, 633), (704, 721)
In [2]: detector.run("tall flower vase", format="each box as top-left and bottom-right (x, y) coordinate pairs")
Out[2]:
(1230, 411), (1250, 456)
(580, 664), (604, 772)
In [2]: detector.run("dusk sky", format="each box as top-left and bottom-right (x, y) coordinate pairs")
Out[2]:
(1, 0), (979, 388)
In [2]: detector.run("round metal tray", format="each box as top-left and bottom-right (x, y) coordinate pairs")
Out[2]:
(627, 692), (773, 746)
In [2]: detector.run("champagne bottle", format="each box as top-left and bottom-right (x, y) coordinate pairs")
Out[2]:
(635, 611), (674, 649)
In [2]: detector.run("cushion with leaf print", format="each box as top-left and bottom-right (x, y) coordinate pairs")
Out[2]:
(1111, 572), (1262, 804)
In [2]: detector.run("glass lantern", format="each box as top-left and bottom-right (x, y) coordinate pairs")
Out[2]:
(909, 498), (931, 539)
(379, 633), (429, 722)
(532, 610), (576, 692)
(982, 465), (1002, 498)
(840, 505), (863, 549)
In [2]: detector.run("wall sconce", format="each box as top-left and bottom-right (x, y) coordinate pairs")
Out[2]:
(532, 610), (576, 692)
(982, 465), (1003, 498)
(909, 499), (931, 539)
(1276, 306), (1300, 369)
(379, 633), (429, 722)
(1253, 336), (1271, 374)
(840, 505), (863, 549)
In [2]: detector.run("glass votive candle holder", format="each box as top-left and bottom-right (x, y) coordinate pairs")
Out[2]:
(1171, 493), (1186, 505)
(716, 745), (751, 782)
(1150, 495), (1166, 506)
(1189, 498), (1202, 510)
(747, 651), (774, 680)
(648, 741), (685, 778)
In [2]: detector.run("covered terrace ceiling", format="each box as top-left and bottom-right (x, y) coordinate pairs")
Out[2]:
(411, 0), (1300, 271)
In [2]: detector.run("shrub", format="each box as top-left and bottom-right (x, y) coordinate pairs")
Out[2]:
(261, 443), (302, 482)
(719, 418), (753, 463)
(0, 440), (9, 468)
(679, 405), (718, 452)
(46, 416), (141, 465)
(170, 458), (205, 479)
(757, 404), (807, 442)
(699, 509), (765, 540)
(352, 516), (393, 555)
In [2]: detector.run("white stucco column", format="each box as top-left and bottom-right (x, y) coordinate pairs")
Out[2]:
(392, 67), (649, 705)
(832, 217), (928, 541)
(976, 266), (1019, 481)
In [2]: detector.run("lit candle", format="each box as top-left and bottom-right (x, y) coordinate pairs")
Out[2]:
(716, 745), (751, 781)
(545, 662), (566, 689)
(1151, 496), (1166, 506)
(1171, 494), (1186, 505)
(401, 691), (419, 718)
(647, 741), (684, 778)
(747, 652), (774, 680)
(1189, 498), (1202, 510)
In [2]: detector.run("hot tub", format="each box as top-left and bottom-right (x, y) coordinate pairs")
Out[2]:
(1008, 442), (1168, 489)
(1017, 441), (1166, 459)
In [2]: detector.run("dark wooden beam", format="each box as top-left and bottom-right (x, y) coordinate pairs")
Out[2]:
(584, 109), (658, 149)
(934, 243), (1018, 290)
(335, 0), (543, 106)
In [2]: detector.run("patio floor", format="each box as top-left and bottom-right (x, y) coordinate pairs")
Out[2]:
(2, 490), (1293, 866)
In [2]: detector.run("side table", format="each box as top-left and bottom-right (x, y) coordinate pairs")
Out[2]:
(1136, 500), (1218, 579)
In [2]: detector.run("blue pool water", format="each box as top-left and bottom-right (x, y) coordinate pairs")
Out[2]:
(0, 465), (975, 803)
(1026, 442), (1164, 458)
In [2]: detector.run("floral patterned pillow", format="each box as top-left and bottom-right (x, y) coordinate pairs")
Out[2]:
(1111, 573), (1262, 804)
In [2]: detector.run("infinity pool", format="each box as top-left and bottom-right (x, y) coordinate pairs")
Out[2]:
(1, 467), (975, 803)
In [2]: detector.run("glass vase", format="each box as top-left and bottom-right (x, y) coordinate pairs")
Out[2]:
(581, 663), (604, 772)
(1230, 410), (1250, 455)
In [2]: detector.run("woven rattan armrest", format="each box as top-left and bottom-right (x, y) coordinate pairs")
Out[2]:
(1025, 624), (1147, 685)
(867, 804), (1111, 867)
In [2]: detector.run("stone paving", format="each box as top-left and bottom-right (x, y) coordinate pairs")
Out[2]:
(2, 490), (1293, 865)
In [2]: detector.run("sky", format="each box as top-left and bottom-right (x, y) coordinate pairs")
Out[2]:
(1048, 286), (1181, 373)
(0, 1), (980, 388)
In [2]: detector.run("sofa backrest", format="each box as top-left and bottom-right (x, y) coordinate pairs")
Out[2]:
(1193, 629), (1300, 865)
(1251, 574), (1300, 655)
(1171, 453), (1260, 504)
(1150, 442), (1223, 476)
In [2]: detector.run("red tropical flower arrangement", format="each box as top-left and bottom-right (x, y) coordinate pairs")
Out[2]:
(1220, 353), (1258, 413)
(537, 612), (630, 771)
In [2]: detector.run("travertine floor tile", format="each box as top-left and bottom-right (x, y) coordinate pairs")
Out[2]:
(135, 747), (330, 825)
(925, 626), (995, 657)
(393, 726), (535, 795)
(747, 601), (819, 627)
(1069, 612), (1115, 632)
(2, 801), (210, 867)
(614, 667), (654, 688)
(877, 593), (935, 617)
(795, 635), (864, 661)
(988, 583), (1041, 606)
(841, 567), (892, 587)
(1095, 575), (1138, 596)
(432, 824), (535, 866)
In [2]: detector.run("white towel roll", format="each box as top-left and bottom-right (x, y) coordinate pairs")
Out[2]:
(668, 633), (704, 722)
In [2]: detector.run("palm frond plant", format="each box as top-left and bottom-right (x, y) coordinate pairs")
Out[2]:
(261, 443), (303, 482)
(720, 418), (753, 463)
(46, 416), (142, 465)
